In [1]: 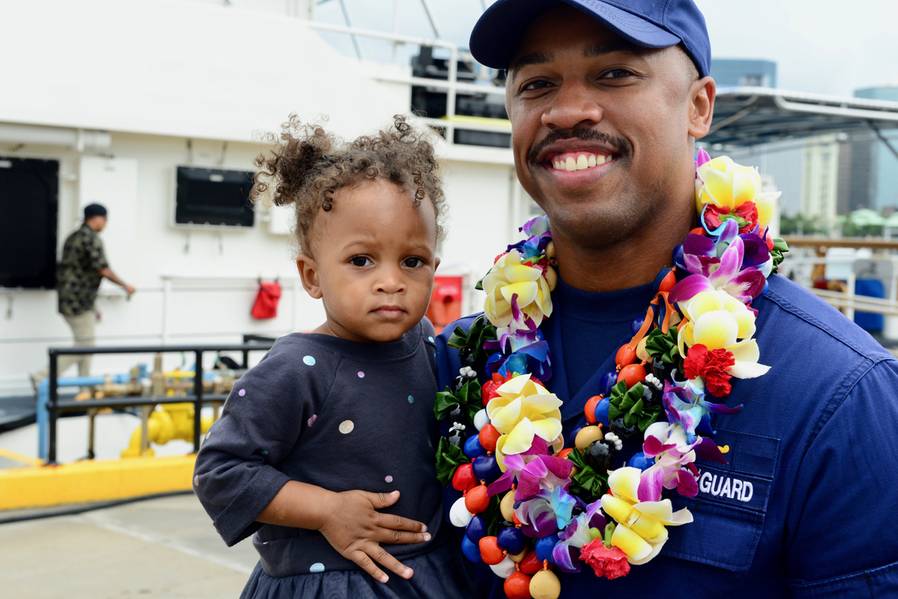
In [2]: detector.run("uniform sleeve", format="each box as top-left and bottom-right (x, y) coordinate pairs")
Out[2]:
(193, 346), (329, 546)
(786, 359), (898, 597)
(86, 233), (109, 272)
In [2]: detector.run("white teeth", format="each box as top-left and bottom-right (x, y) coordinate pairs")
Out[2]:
(551, 153), (612, 171)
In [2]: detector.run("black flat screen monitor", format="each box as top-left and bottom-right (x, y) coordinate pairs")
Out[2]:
(0, 156), (59, 289)
(175, 166), (255, 227)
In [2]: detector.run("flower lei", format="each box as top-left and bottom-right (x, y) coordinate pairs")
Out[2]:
(434, 150), (789, 599)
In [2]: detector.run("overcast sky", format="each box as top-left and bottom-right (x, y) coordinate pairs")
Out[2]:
(317, 0), (898, 97)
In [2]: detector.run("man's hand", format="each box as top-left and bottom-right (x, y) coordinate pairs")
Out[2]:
(318, 490), (430, 583)
(124, 284), (136, 297)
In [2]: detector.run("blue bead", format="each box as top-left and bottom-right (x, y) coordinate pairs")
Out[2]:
(534, 534), (558, 562)
(628, 451), (653, 471)
(497, 526), (526, 554)
(463, 435), (485, 459)
(465, 515), (487, 541)
(630, 318), (644, 334)
(461, 535), (482, 563)
(600, 372), (618, 395)
(594, 397), (611, 427)
(472, 454), (500, 482)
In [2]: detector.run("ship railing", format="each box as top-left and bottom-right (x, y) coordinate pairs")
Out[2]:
(308, 21), (511, 146)
(40, 341), (273, 465)
(779, 251), (898, 341)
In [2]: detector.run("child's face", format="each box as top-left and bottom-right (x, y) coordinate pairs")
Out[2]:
(298, 178), (439, 343)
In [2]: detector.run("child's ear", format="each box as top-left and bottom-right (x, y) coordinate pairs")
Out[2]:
(296, 254), (322, 299)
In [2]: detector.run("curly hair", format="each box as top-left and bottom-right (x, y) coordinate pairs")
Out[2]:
(252, 114), (445, 254)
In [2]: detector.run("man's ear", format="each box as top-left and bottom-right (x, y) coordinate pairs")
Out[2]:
(688, 76), (717, 140)
(296, 254), (322, 299)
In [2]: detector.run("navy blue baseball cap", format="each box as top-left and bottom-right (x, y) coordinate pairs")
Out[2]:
(469, 0), (711, 78)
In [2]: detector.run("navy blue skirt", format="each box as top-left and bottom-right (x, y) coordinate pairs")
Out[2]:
(240, 542), (473, 598)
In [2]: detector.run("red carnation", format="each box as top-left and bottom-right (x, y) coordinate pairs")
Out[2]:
(734, 202), (759, 232)
(683, 344), (735, 397)
(580, 540), (631, 580)
(704, 201), (759, 234)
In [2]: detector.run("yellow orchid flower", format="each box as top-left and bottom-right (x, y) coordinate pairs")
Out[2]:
(486, 374), (562, 470)
(677, 289), (770, 379)
(601, 467), (693, 565)
(695, 156), (780, 229)
(482, 250), (554, 327)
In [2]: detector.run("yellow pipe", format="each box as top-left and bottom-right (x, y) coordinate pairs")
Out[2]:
(121, 403), (213, 458)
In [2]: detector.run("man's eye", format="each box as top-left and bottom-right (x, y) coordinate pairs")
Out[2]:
(350, 256), (372, 267)
(520, 79), (552, 93)
(403, 257), (425, 268)
(600, 68), (635, 80)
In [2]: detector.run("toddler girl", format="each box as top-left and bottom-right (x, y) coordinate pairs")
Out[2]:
(194, 116), (469, 598)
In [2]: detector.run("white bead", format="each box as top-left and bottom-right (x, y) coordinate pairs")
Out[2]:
(449, 496), (474, 528)
(473, 409), (490, 431)
(489, 556), (516, 578)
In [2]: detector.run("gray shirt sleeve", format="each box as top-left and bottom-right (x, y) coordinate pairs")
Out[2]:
(193, 342), (333, 546)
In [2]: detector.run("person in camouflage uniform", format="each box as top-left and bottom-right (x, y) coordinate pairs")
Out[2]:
(55, 203), (135, 377)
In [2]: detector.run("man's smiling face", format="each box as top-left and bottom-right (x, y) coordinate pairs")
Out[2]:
(506, 5), (711, 252)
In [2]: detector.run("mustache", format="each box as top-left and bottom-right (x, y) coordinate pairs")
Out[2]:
(527, 128), (632, 164)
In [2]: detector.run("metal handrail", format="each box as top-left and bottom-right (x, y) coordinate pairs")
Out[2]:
(44, 342), (272, 464)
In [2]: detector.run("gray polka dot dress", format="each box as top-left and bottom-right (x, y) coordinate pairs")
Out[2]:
(194, 321), (471, 598)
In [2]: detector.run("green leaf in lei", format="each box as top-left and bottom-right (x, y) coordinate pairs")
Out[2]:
(567, 448), (609, 502)
(435, 437), (468, 485)
(608, 381), (664, 435)
(770, 237), (790, 274)
(644, 328), (681, 366)
(434, 379), (482, 423)
(447, 315), (497, 372)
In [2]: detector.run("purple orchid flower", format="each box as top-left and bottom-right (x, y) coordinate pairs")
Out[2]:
(669, 220), (766, 304)
(487, 441), (573, 501)
(515, 495), (559, 538)
(551, 500), (606, 573)
(695, 148), (712, 168)
(661, 382), (741, 442)
(507, 215), (553, 259)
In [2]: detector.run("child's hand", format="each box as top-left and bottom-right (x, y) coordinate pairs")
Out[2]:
(319, 489), (430, 583)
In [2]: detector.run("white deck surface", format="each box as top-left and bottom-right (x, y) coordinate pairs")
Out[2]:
(0, 494), (258, 598)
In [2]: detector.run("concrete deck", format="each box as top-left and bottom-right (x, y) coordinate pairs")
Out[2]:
(0, 494), (258, 598)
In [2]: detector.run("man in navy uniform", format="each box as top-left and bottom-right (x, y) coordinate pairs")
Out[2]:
(437, 1), (898, 596)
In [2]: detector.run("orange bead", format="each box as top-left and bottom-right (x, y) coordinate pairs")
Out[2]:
(617, 363), (647, 388)
(503, 571), (532, 599)
(478, 424), (500, 454)
(557, 447), (573, 460)
(464, 484), (490, 514)
(690, 227), (706, 236)
(658, 269), (678, 293)
(478, 535), (506, 565)
(583, 395), (602, 424)
(615, 344), (637, 368)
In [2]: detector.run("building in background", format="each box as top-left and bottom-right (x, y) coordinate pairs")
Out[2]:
(711, 58), (777, 88)
(855, 86), (898, 212)
(801, 135), (841, 229)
